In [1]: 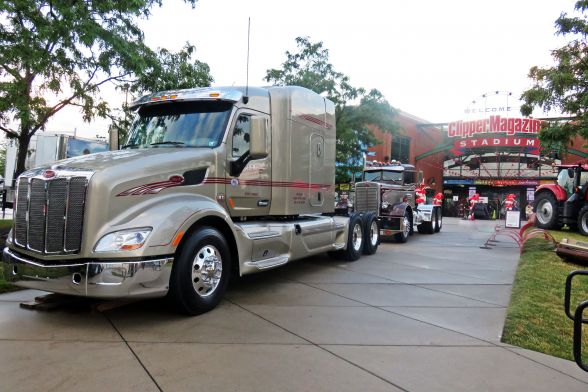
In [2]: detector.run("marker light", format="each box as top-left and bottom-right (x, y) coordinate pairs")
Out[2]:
(94, 228), (152, 252)
(209, 92), (220, 97)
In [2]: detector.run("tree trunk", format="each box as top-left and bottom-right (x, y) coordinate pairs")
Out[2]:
(14, 134), (31, 180)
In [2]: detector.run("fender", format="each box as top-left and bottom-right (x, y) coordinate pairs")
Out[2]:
(535, 184), (567, 202)
(388, 201), (411, 218)
(87, 192), (239, 261)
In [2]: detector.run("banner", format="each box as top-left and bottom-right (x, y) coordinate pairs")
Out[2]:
(450, 136), (540, 156)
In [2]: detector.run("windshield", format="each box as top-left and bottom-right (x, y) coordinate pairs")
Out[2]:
(124, 101), (233, 148)
(363, 170), (403, 183)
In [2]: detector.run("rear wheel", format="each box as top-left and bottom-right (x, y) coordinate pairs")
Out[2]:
(417, 213), (434, 234)
(435, 208), (442, 233)
(329, 214), (364, 261)
(169, 227), (231, 315)
(394, 211), (411, 243)
(534, 192), (560, 230)
(579, 205), (588, 236)
(431, 211), (438, 233)
(362, 213), (379, 255)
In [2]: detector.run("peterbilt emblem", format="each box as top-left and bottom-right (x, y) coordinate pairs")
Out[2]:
(43, 170), (56, 179)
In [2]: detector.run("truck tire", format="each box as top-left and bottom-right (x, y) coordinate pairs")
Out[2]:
(362, 213), (379, 255)
(534, 192), (560, 230)
(169, 227), (231, 315)
(417, 216), (434, 234)
(579, 205), (588, 236)
(394, 210), (411, 243)
(435, 208), (442, 233)
(328, 214), (364, 261)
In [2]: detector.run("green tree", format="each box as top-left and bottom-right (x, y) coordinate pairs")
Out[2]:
(265, 37), (398, 183)
(520, 0), (588, 151)
(0, 141), (6, 179)
(110, 43), (214, 142)
(0, 0), (197, 177)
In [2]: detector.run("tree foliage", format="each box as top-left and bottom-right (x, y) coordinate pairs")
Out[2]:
(110, 43), (213, 142)
(265, 37), (398, 183)
(521, 0), (588, 151)
(0, 0), (197, 176)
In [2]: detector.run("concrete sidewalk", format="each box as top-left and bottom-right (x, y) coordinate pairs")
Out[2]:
(1, 218), (587, 391)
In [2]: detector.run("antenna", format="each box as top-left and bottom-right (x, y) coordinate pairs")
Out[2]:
(243, 17), (250, 104)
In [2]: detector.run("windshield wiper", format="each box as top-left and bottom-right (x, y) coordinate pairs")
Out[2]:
(150, 141), (185, 147)
(121, 143), (140, 149)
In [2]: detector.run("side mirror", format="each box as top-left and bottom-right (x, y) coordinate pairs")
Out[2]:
(249, 117), (268, 159)
(417, 171), (424, 185)
(568, 168), (576, 178)
(109, 129), (119, 151)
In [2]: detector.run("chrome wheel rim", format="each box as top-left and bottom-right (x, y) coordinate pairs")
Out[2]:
(536, 199), (553, 224)
(370, 220), (379, 246)
(403, 215), (410, 238)
(192, 245), (222, 298)
(352, 223), (363, 251)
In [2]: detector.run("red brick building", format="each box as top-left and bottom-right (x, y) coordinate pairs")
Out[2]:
(367, 111), (444, 195)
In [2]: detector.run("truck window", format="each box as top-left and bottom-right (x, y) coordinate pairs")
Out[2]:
(232, 115), (251, 157)
(126, 101), (233, 148)
(403, 171), (416, 184)
(363, 170), (403, 183)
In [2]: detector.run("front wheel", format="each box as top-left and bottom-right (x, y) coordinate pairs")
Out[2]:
(394, 211), (411, 243)
(168, 227), (231, 315)
(578, 205), (588, 236)
(534, 193), (560, 230)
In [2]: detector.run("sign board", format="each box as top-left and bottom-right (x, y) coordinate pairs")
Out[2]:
(453, 196), (459, 202)
(527, 188), (535, 202)
(468, 187), (477, 198)
(479, 197), (489, 204)
(505, 210), (521, 228)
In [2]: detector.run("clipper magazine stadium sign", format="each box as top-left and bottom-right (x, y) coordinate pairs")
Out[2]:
(446, 115), (545, 157)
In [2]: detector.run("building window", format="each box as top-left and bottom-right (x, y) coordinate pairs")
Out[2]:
(391, 136), (411, 163)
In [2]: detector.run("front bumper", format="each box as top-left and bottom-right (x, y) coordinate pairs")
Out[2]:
(2, 247), (174, 299)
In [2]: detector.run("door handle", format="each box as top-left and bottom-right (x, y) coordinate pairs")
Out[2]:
(257, 199), (270, 207)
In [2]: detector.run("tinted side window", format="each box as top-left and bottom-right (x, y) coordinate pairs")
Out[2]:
(403, 171), (416, 184)
(232, 115), (251, 157)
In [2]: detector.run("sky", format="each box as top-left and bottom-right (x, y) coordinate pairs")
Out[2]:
(44, 0), (577, 139)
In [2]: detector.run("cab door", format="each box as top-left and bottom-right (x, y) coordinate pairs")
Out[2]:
(225, 112), (271, 216)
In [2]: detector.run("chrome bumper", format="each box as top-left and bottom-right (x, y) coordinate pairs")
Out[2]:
(2, 247), (173, 299)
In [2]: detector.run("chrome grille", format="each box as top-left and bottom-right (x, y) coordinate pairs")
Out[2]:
(13, 176), (89, 254)
(354, 183), (380, 213)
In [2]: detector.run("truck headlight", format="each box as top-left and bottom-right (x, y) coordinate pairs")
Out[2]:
(94, 228), (152, 252)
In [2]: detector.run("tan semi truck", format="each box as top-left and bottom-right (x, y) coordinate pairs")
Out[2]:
(2, 86), (381, 314)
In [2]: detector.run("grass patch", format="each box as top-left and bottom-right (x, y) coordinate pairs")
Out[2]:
(0, 264), (20, 294)
(502, 228), (588, 361)
(0, 219), (12, 230)
(0, 220), (18, 293)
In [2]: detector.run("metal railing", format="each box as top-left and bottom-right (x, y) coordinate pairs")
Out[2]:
(564, 270), (588, 372)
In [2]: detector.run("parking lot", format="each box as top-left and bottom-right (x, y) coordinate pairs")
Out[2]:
(1, 218), (588, 391)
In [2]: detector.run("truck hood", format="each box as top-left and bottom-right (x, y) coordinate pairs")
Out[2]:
(24, 147), (220, 200)
(48, 148), (213, 174)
